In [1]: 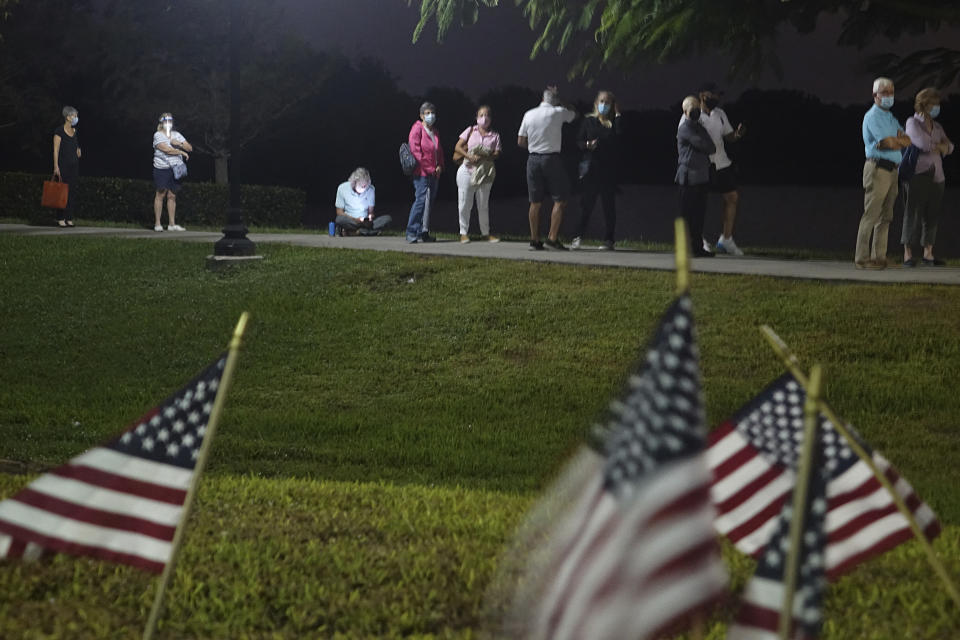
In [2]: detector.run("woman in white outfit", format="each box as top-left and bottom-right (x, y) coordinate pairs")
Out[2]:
(453, 105), (501, 243)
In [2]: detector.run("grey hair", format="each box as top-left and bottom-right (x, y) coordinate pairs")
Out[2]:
(348, 167), (371, 189)
(62, 105), (78, 119)
(543, 88), (558, 105)
(681, 95), (700, 113)
(873, 77), (894, 94)
(419, 102), (436, 116)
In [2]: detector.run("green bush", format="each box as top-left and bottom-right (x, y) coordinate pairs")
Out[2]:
(0, 171), (306, 228)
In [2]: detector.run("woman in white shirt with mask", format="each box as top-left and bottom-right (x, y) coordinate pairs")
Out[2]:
(152, 113), (193, 231)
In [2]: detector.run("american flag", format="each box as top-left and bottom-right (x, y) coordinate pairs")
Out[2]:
(728, 436), (829, 640)
(707, 374), (940, 580)
(0, 355), (226, 573)
(496, 296), (727, 640)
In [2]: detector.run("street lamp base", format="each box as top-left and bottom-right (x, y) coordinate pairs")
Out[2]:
(213, 233), (257, 256)
(213, 207), (257, 256)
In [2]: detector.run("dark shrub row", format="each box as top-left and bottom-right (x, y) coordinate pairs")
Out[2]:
(0, 172), (306, 228)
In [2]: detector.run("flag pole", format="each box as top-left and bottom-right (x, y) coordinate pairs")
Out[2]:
(677, 217), (705, 640)
(778, 364), (822, 640)
(759, 325), (960, 608)
(142, 312), (251, 640)
(674, 218), (690, 295)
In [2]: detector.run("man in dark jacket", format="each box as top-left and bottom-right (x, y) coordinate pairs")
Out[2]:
(676, 96), (717, 257)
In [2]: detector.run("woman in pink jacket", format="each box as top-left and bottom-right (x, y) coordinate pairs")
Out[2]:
(405, 102), (445, 243)
(901, 88), (954, 266)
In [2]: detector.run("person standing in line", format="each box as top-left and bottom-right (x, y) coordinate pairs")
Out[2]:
(901, 88), (954, 267)
(152, 113), (192, 232)
(681, 83), (746, 255)
(676, 96), (716, 258)
(518, 85), (577, 250)
(406, 102), (444, 243)
(454, 105), (502, 243)
(572, 90), (621, 250)
(856, 77), (912, 269)
(52, 106), (81, 227)
(334, 167), (392, 236)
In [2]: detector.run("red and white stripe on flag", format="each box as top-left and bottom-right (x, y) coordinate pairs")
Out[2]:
(707, 419), (940, 579)
(0, 354), (224, 573)
(525, 449), (727, 640)
(727, 576), (813, 640)
(0, 448), (190, 573)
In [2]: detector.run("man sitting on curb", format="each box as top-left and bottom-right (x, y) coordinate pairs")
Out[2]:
(334, 167), (392, 236)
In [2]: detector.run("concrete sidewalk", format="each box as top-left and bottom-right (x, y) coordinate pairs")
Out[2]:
(3, 223), (959, 285)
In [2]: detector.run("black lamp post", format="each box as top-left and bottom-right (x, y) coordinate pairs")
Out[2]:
(213, 0), (256, 257)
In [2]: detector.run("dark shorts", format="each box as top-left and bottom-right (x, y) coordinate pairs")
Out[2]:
(153, 166), (182, 193)
(526, 153), (570, 203)
(709, 164), (738, 194)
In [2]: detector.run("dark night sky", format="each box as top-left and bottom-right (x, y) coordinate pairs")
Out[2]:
(285, 1), (960, 109)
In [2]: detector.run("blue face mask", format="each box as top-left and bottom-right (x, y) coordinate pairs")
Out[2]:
(930, 105), (941, 119)
(879, 95), (895, 109)
(597, 103), (610, 116)
(424, 113), (436, 126)
(70, 116), (78, 126)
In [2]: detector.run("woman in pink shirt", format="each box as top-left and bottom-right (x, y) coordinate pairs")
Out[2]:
(405, 102), (445, 243)
(454, 105), (502, 243)
(901, 88), (954, 266)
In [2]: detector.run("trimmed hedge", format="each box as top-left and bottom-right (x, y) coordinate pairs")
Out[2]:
(0, 171), (306, 228)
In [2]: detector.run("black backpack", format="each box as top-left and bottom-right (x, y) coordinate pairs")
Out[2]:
(899, 144), (920, 183)
(399, 143), (418, 176)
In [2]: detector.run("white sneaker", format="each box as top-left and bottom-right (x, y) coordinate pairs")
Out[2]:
(570, 236), (581, 250)
(717, 235), (744, 256)
(702, 238), (714, 253)
(154, 225), (164, 232)
(168, 224), (186, 231)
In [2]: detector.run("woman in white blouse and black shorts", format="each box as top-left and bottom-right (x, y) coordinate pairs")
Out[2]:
(152, 112), (192, 231)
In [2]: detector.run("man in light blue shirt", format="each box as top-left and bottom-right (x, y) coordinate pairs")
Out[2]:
(856, 77), (912, 268)
(334, 167), (391, 236)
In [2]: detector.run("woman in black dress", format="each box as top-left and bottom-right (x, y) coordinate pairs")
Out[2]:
(53, 106), (81, 227)
(572, 91), (621, 250)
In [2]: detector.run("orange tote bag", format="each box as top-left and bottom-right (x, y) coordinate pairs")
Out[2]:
(41, 176), (69, 209)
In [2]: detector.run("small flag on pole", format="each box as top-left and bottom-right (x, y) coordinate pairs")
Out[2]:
(728, 451), (829, 639)
(707, 373), (940, 579)
(492, 295), (726, 640)
(0, 355), (227, 573)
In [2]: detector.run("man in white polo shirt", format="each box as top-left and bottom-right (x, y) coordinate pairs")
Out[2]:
(518, 86), (577, 250)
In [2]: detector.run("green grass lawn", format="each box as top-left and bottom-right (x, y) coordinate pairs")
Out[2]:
(1, 235), (958, 638)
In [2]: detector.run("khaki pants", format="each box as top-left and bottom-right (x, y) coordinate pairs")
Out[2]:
(855, 160), (898, 263)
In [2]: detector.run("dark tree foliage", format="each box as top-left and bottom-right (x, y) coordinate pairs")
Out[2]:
(0, 0), (97, 139)
(411, 1), (960, 86)
(93, 0), (332, 184)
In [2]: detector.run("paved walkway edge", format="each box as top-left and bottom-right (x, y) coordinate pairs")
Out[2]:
(2, 224), (959, 285)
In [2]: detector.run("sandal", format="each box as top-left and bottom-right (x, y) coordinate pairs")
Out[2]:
(903, 258), (916, 267)
(922, 257), (945, 266)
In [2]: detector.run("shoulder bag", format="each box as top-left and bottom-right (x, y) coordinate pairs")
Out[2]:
(41, 175), (69, 209)
(453, 126), (475, 166)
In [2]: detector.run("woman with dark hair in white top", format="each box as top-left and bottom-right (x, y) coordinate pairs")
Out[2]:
(453, 105), (501, 243)
(152, 113), (193, 231)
